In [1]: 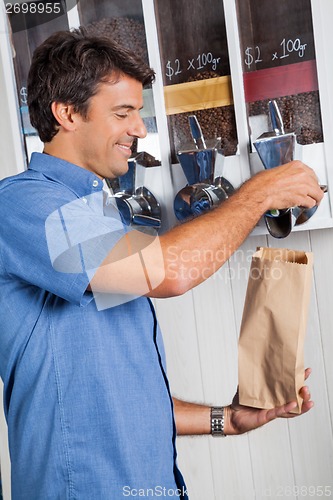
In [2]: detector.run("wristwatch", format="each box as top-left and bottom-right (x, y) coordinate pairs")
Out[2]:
(211, 406), (226, 437)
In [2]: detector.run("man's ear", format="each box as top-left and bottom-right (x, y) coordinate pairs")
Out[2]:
(51, 102), (80, 132)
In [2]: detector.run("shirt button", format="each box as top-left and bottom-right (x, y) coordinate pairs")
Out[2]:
(82, 197), (87, 204)
(93, 180), (99, 188)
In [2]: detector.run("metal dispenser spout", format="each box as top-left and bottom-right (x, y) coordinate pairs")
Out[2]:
(254, 100), (296, 172)
(253, 100), (325, 238)
(174, 115), (234, 221)
(107, 152), (162, 228)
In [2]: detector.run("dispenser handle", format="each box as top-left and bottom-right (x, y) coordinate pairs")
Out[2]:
(188, 115), (207, 149)
(269, 100), (285, 135)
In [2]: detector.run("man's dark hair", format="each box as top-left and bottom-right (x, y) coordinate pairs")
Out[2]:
(27, 27), (155, 143)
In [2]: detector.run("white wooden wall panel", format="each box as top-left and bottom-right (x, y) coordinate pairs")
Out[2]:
(229, 235), (299, 499)
(272, 232), (332, 497)
(268, 231), (333, 493)
(0, 3), (25, 175)
(193, 269), (254, 498)
(153, 293), (215, 499)
(310, 230), (333, 421)
(156, 229), (333, 499)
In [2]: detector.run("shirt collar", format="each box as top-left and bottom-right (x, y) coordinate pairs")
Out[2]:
(28, 152), (104, 197)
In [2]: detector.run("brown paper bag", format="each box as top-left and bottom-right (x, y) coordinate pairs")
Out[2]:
(238, 247), (313, 413)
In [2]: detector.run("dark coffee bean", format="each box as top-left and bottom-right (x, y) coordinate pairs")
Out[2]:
(249, 91), (323, 145)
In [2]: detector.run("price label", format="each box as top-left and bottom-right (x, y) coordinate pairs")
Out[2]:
(244, 38), (308, 70)
(165, 53), (222, 82)
(244, 46), (263, 70)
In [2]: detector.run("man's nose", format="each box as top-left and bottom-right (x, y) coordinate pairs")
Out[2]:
(130, 113), (147, 139)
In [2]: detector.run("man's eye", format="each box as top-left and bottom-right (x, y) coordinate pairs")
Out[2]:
(116, 113), (128, 119)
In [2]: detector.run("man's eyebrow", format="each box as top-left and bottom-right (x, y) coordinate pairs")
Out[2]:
(112, 104), (144, 111)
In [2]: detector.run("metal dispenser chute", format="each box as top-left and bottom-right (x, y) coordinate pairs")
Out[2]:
(254, 100), (325, 238)
(107, 152), (162, 228)
(174, 115), (234, 220)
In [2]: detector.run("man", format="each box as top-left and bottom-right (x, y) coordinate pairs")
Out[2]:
(0, 28), (321, 499)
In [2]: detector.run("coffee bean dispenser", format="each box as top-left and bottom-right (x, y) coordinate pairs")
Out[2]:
(173, 115), (234, 221)
(3, 0), (333, 234)
(107, 152), (162, 228)
(254, 100), (327, 238)
(232, 0), (332, 234)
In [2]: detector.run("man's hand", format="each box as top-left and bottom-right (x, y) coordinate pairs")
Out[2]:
(243, 161), (324, 212)
(224, 368), (314, 436)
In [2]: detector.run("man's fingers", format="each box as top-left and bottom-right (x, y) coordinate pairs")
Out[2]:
(306, 184), (325, 205)
(265, 401), (297, 422)
(299, 386), (311, 403)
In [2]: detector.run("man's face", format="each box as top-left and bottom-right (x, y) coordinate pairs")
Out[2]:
(72, 74), (147, 179)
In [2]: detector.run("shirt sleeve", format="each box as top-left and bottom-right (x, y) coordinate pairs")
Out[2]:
(2, 184), (129, 306)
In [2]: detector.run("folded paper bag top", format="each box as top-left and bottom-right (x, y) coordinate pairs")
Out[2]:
(238, 247), (313, 414)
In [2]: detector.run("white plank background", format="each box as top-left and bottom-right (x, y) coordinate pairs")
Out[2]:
(1, 227), (332, 500)
(155, 229), (333, 500)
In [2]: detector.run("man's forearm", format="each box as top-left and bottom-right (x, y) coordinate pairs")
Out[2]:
(89, 161), (323, 298)
(155, 177), (268, 297)
(172, 398), (233, 436)
(172, 398), (212, 435)
(155, 161), (324, 297)
(173, 374), (313, 437)
(89, 174), (265, 298)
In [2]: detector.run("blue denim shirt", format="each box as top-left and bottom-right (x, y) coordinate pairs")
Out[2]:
(0, 153), (187, 499)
